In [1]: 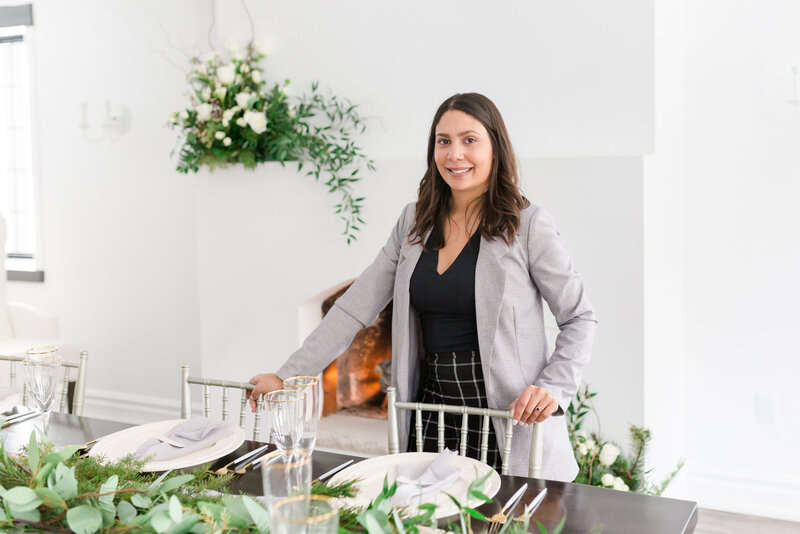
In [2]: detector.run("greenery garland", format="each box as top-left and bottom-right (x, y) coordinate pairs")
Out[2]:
(169, 40), (374, 245)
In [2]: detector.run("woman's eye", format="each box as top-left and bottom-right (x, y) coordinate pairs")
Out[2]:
(465, 137), (477, 144)
(437, 139), (450, 145)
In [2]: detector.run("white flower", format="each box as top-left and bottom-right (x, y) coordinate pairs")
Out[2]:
(196, 63), (207, 75)
(240, 63), (250, 74)
(168, 110), (179, 123)
(251, 70), (261, 84)
(195, 103), (212, 122)
(217, 65), (236, 85)
(214, 86), (227, 100)
(600, 473), (615, 487)
(202, 51), (218, 64)
(201, 87), (212, 101)
(254, 39), (271, 56)
(225, 38), (243, 56)
(612, 476), (630, 492)
(180, 110), (189, 120)
(574, 430), (588, 441)
(214, 131), (226, 140)
(288, 106), (296, 119)
(230, 49), (244, 61)
(236, 117), (247, 127)
(244, 110), (267, 134)
(577, 442), (588, 456)
(584, 438), (596, 452)
(222, 108), (237, 123)
(598, 443), (620, 467)
(235, 92), (253, 109)
(223, 137), (232, 147)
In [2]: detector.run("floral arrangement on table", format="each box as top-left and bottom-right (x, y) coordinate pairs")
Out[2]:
(567, 384), (685, 494)
(168, 39), (374, 244)
(0, 430), (566, 533)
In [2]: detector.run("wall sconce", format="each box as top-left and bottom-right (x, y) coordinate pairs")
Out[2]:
(79, 101), (131, 142)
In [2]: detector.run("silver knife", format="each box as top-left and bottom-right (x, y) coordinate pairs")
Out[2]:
(315, 459), (354, 482)
(501, 482), (528, 514)
(232, 444), (272, 470)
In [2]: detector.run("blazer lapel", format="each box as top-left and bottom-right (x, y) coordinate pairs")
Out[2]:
(475, 235), (510, 364)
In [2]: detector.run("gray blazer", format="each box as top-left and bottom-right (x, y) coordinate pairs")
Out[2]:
(277, 202), (596, 480)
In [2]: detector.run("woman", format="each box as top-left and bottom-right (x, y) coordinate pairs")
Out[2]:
(249, 93), (596, 481)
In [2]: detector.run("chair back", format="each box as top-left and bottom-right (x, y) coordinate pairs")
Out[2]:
(0, 351), (89, 415)
(180, 364), (266, 441)
(386, 386), (544, 478)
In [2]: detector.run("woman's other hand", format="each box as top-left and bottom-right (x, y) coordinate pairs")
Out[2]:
(247, 373), (283, 411)
(509, 385), (558, 424)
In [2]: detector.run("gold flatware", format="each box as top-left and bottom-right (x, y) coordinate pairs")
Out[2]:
(488, 482), (527, 532)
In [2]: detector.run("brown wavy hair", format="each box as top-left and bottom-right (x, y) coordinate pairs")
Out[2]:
(409, 93), (530, 247)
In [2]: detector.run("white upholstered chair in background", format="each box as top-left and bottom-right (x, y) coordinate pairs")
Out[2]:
(387, 386), (544, 477)
(0, 213), (83, 365)
(0, 352), (89, 415)
(180, 364), (267, 441)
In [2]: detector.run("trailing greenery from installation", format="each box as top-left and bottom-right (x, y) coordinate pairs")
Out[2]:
(169, 39), (374, 244)
(567, 384), (685, 494)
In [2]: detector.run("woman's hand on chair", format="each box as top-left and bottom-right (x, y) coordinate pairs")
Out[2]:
(247, 373), (283, 411)
(509, 385), (558, 425)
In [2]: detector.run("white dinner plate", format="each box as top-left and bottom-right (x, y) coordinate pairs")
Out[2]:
(89, 419), (245, 472)
(328, 452), (501, 519)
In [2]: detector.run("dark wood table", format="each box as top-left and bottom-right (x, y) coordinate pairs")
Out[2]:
(2, 412), (698, 533)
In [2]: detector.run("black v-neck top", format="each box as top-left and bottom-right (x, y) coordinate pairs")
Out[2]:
(409, 230), (481, 353)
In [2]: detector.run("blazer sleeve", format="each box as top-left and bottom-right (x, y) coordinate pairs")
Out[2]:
(526, 206), (597, 414)
(276, 203), (415, 379)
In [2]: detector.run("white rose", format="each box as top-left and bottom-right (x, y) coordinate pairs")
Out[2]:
(574, 430), (588, 441)
(598, 443), (620, 467)
(195, 103), (212, 122)
(236, 117), (247, 127)
(252, 70), (261, 84)
(577, 442), (588, 456)
(223, 137), (232, 147)
(214, 131), (226, 140)
(612, 477), (630, 492)
(201, 87), (212, 101)
(600, 473), (615, 487)
(584, 438), (596, 451)
(222, 108), (237, 123)
(180, 110), (189, 120)
(244, 110), (267, 134)
(217, 65), (236, 85)
(241, 63), (250, 74)
(225, 38), (243, 55)
(214, 87), (227, 100)
(168, 110), (179, 123)
(235, 92), (253, 109)
(254, 39), (271, 56)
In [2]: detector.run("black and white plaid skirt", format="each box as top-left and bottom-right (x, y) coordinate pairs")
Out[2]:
(408, 350), (503, 471)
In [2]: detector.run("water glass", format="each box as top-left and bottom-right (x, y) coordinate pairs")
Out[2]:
(23, 346), (61, 433)
(271, 495), (338, 534)
(283, 375), (321, 453)
(265, 389), (304, 450)
(260, 449), (312, 514)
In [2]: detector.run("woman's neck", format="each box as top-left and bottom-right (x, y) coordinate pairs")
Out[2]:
(448, 190), (485, 234)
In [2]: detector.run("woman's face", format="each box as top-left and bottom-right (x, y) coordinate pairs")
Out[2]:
(434, 110), (493, 199)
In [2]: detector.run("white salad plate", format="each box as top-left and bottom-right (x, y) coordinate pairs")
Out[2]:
(328, 452), (501, 519)
(89, 419), (245, 472)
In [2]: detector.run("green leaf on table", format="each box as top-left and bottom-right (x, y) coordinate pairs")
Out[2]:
(117, 500), (138, 523)
(149, 509), (173, 533)
(464, 506), (488, 521)
(242, 496), (270, 533)
(220, 495), (254, 527)
(169, 513), (202, 534)
(99, 475), (119, 526)
(48, 463), (78, 500)
(34, 461), (55, 484)
(197, 501), (226, 523)
(358, 510), (386, 534)
(149, 469), (173, 492)
(2, 486), (39, 507)
(169, 494), (183, 523)
(43, 444), (80, 464)
(160, 474), (195, 494)
(132, 493), (152, 509)
(8, 502), (41, 522)
(34, 486), (67, 509)
(67, 504), (103, 534)
(27, 431), (39, 471)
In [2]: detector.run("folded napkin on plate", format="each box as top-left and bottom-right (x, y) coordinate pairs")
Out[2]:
(391, 449), (461, 507)
(135, 418), (235, 462)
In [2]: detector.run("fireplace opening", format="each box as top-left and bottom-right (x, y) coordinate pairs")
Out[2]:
(320, 283), (392, 419)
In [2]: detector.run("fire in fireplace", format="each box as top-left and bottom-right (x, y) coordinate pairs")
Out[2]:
(320, 283), (392, 418)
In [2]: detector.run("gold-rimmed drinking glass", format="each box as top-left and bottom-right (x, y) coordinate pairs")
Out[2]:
(260, 449), (312, 515)
(265, 389), (304, 450)
(283, 375), (321, 453)
(271, 495), (338, 534)
(22, 346), (61, 434)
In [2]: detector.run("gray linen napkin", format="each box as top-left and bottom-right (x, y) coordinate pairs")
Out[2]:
(391, 449), (461, 507)
(135, 418), (236, 462)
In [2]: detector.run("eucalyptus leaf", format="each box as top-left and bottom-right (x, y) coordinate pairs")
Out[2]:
(148, 469), (173, 491)
(2, 485), (39, 506)
(98, 474), (119, 526)
(132, 493), (152, 509)
(27, 431), (39, 471)
(241, 496), (270, 533)
(167, 513), (202, 534)
(117, 499), (138, 524)
(43, 444), (81, 464)
(8, 502), (41, 522)
(48, 463), (78, 500)
(67, 504), (103, 534)
(150, 510), (174, 533)
(160, 474), (195, 494)
(220, 495), (254, 527)
(34, 486), (67, 509)
(34, 461), (55, 484)
(169, 494), (183, 523)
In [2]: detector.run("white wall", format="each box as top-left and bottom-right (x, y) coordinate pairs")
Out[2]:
(5, 0), (649, 490)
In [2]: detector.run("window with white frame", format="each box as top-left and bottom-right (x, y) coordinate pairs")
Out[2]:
(0, 14), (38, 273)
